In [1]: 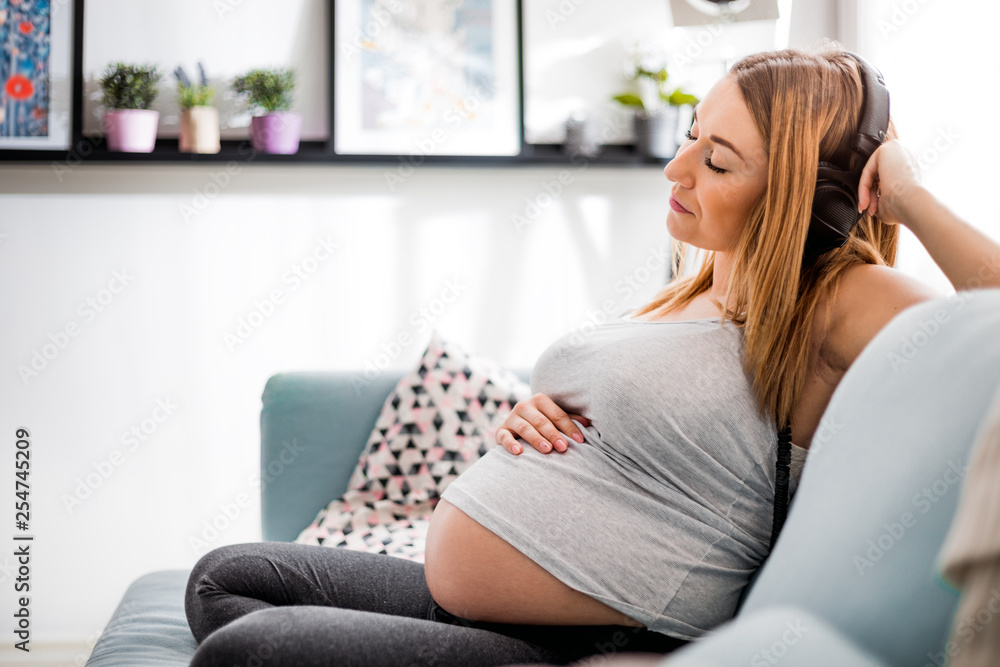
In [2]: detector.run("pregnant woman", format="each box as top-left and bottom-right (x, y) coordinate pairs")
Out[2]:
(185, 45), (1000, 666)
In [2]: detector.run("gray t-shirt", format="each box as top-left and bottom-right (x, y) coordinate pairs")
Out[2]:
(441, 312), (807, 640)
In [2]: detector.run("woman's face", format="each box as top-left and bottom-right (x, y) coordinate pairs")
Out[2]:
(664, 75), (768, 252)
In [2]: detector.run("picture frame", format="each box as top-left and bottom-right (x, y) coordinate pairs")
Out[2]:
(0, 0), (77, 150)
(333, 0), (523, 157)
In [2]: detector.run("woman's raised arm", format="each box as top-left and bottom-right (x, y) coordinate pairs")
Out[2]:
(858, 139), (1000, 292)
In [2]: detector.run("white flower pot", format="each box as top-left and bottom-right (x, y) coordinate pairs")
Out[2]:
(179, 106), (221, 154)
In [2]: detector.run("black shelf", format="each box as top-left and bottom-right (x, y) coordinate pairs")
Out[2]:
(518, 143), (669, 166)
(69, 138), (331, 164)
(0, 139), (671, 167)
(0, 138), (323, 165)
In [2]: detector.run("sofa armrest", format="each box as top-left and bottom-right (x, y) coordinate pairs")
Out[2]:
(260, 371), (407, 542)
(660, 606), (887, 667)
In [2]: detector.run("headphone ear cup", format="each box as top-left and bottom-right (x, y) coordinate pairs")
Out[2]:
(807, 164), (862, 257)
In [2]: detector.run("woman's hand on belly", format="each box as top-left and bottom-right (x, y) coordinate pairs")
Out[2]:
(424, 498), (644, 628)
(495, 393), (591, 456)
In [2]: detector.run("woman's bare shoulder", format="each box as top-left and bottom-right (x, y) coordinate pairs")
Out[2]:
(821, 263), (943, 373)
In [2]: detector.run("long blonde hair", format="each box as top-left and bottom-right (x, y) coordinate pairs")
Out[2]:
(632, 44), (899, 430)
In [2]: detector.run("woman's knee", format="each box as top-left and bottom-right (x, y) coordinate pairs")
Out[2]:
(187, 543), (255, 596)
(189, 608), (288, 667)
(185, 543), (262, 641)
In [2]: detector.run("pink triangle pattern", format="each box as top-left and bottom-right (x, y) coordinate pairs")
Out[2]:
(295, 330), (531, 561)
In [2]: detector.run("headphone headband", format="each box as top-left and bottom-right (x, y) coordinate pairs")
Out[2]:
(846, 51), (890, 161)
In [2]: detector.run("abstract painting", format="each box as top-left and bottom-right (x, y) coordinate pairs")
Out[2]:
(334, 0), (521, 156)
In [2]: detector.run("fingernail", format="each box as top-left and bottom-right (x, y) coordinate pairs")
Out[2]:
(555, 439), (567, 451)
(512, 443), (521, 455)
(539, 440), (551, 452)
(572, 432), (584, 442)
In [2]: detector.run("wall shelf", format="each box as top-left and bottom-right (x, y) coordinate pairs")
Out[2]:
(1, 139), (669, 167)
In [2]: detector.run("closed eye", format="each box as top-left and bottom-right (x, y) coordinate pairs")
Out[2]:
(684, 130), (727, 174)
(703, 157), (726, 174)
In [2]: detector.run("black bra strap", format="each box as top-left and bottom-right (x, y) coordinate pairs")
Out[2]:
(769, 422), (793, 551)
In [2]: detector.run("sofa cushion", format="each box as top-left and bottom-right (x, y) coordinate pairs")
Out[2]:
(259, 369), (407, 543)
(740, 289), (1000, 666)
(665, 604), (888, 666)
(294, 329), (530, 560)
(84, 570), (195, 667)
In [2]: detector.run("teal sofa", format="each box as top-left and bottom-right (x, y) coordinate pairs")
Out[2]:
(84, 289), (1000, 667)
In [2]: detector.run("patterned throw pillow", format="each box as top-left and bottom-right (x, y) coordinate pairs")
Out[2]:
(294, 330), (531, 561)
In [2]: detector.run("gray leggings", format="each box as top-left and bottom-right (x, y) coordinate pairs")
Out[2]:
(184, 541), (689, 666)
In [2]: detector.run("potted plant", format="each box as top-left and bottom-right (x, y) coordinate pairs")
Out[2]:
(100, 62), (161, 153)
(231, 67), (300, 154)
(612, 46), (699, 159)
(174, 62), (220, 154)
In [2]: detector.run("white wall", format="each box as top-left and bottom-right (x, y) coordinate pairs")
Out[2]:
(857, 0), (1000, 294)
(3, 0), (997, 662)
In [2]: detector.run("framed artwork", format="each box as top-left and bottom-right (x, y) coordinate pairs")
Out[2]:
(0, 0), (76, 150)
(333, 0), (522, 157)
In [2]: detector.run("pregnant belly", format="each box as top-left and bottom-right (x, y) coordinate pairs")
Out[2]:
(424, 498), (644, 627)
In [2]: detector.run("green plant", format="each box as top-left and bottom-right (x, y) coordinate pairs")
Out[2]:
(612, 66), (699, 111)
(612, 44), (698, 113)
(100, 62), (161, 110)
(231, 68), (296, 114)
(174, 62), (215, 110)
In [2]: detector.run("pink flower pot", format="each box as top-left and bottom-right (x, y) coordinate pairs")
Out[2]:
(103, 109), (160, 153)
(250, 112), (302, 154)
